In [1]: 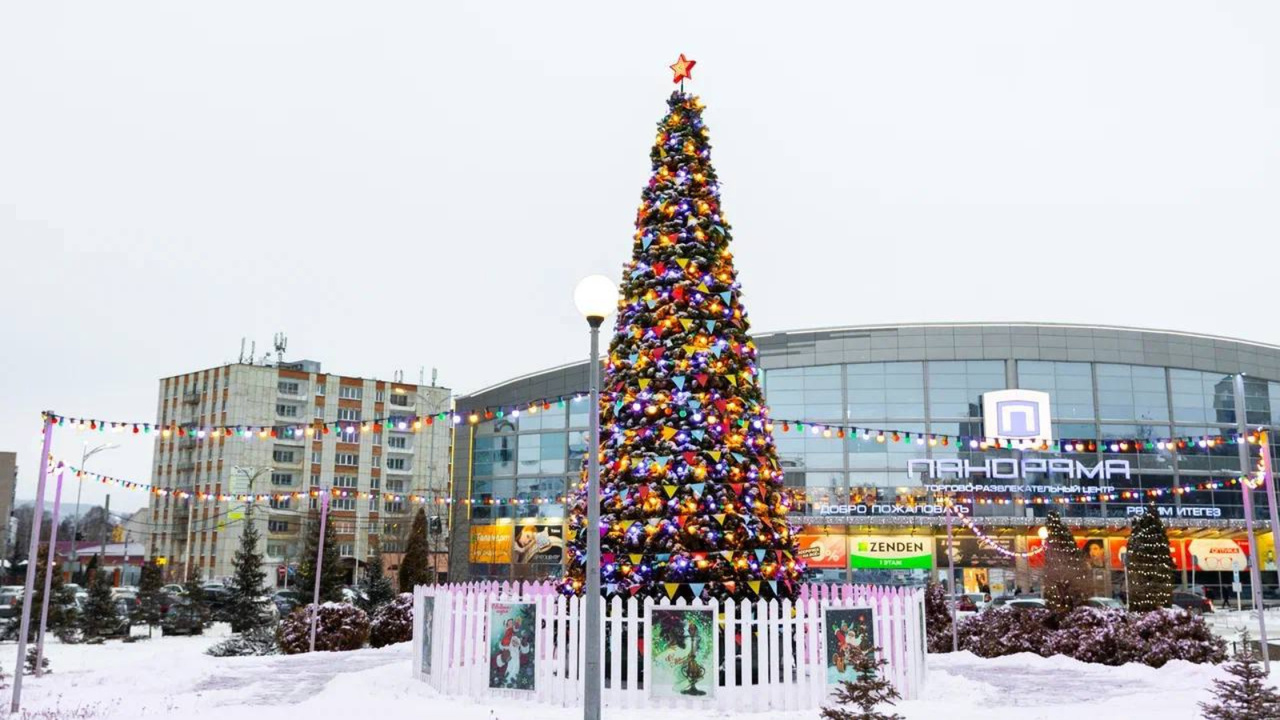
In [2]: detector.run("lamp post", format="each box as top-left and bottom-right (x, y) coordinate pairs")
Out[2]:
(575, 274), (616, 720)
(71, 443), (117, 577)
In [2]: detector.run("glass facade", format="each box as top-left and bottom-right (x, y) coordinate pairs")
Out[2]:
(462, 341), (1280, 584)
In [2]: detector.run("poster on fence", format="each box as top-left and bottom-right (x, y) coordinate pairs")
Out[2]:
(488, 601), (537, 693)
(649, 607), (717, 700)
(823, 606), (876, 685)
(420, 596), (435, 678)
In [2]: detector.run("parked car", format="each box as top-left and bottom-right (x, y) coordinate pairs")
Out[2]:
(203, 586), (233, 621)
(987, 595), (1018, 608)
(951, 594), (977, 612)
(160, 599), (206, 636)
(160, 584), (185, 596)
(1006, 597), (1048, 610)
(1172, 590), (1214, 614)
(254, 596), (280, 625)
(1085, 597), (1125, 610)
(272, 589), (302, 616)
(340, 587), (368, 607)
(0, 586), (23, 619)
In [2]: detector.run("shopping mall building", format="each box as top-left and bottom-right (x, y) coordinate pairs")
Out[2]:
(446, 323), (1280, 602)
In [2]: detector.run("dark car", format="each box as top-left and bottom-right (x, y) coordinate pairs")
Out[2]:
(272, 589), (302, 616)
(1172, 590), (1214, 614)
(203, 587), (233, 621)
(160, 599), (206, 636)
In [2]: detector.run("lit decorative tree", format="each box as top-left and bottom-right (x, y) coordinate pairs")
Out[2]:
(563, 62), (802, 602)
(1128, 506), (1175, 611)
(1041, 511), (1089, 613)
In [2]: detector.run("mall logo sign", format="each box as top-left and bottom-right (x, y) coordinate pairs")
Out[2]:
(983, 389), (1052, 446)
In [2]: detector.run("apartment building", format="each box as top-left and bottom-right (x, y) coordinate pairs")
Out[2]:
(0, 452), (16, 562)
(147, 359), (452, 584)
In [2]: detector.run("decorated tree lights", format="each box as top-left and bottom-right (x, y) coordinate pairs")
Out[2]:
(1041, 510), (1090, 613)
(1127, 506), (1175, 611)
(562, 58), (802, 602)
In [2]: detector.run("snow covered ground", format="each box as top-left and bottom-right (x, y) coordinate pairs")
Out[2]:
(0, 626), (1242, 720)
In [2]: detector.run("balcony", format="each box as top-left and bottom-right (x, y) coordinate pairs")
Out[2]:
(181, 391), (201, 405)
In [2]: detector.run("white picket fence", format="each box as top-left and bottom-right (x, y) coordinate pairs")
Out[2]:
(412, 581), (926, 712)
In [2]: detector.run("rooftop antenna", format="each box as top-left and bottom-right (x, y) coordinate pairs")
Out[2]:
(238, 338), (246, 364)
(432, 367), (438, 387)
(249, 340), (256, 365)
(273, 332), (288, 364)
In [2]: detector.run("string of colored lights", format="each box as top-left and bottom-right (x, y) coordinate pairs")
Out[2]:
(945, 505), (1046, 559)
(39, 401), (1277, 453)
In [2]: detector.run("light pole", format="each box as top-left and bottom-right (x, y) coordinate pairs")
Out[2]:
(574, 274), (616, 720)
(231, 466), (276, 521)
(72, 443), (118, 577)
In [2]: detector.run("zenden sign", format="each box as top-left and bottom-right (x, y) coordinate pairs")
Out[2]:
(848, 535), (934, 570)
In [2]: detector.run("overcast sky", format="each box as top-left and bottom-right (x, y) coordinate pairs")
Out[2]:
(1, 1), (1277, 513)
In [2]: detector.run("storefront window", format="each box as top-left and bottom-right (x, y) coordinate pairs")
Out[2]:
(927, 361), (1005, 418)
(1096, 364), (1169, 422)
(765, 365), (843, 420)
(1018, 361), (1094, 420)
(517, 432), (567, 475)
(846, 362), (924, 419)
(473, 434), (516, 477)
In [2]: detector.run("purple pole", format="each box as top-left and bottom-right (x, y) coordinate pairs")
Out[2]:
(12, 414), (55, 713)
(34, 467), (65, 676)
(308, 489), (330, 653)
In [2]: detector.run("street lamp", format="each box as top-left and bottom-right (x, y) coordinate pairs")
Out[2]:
(71, 443), (118, 571)
(574, 273), (616, 720)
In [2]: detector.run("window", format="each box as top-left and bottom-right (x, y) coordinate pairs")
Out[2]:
(845, 362), (924, 420)
(386, 479), (406, 492)
(270, 472), (293, 486)
(1096, 364), (1169, 422)
(385, 500), (405, 513)
(269, 496), (291, 509)
(276, 404), (299, 418)
(369, 496), (380, 512)
(310, 473), (321, 486)
(371, 455), (381, 468)
(389, 394), (410, 407)
(928, 361), (1006, 418)
(311, 451), (321, 464)
(375, 390), (385, 403)
(316, 383), (325, 396)
(338, 543), (354, 557)
(474, 434), (516, 477)
(765, 365), (844, 420)
(518, 433), (568, 474)
(387, 435), (408, 449)
(334, 475), (358, 488)
(268, 520), (290, 533)
(333, 520), (355, 534)
(338, 386), (363, 400)
(272, 449), (296, 463)
(1018, 361), (1094, 420)
(387, 457), (409, 471)
(381, 540), (402, 554)
(332, 498), (355, 511)
(266, 543), (288, 557)
(337, 408), (360, 422)
(370, 476), (380, 490)
(278, 381), (300, 395)
(335, 453), (359, 466)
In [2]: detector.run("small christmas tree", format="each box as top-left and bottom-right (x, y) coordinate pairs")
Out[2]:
(397, 508), (434, 591)
(80, 569), (119, 640)
(182, 576), (209, 626)
(357, 542), (395, 612)
(819, 644), (903, 720)
(1041, 511), (1089, 614)
(20, 545), (76, 642)
(135, 560), (165, 635)
(1199, 633), (1280, 720)
(563, 70), (801, 602)
(296, 510), (343, 604)
(228, 519), (268, 633)
(1128, 506), (1175, 612)
(23, 647), (48, 675)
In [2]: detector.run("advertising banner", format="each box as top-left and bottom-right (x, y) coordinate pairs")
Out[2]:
(795, 534), (847, 569)
(936, 536), (1015, 568)
(1028, 536), (1119, 570)
(512, 522), (565, 565)
(488, 601), (537, 692)
(823, 606), (876, 685)
(849, 536), (934, 570)
(1187, 538), (1249, 571)
(469, 525), (513, 564)
(649, 607), (717, 700)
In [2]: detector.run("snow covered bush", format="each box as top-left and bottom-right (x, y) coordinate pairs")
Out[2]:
(956, 607), (1056, 658)
(206, 629), (278, 657)
(924, 583), (954, 653)
(1046, 607), (1134, 665)
(277, 602), (370, 654)
(1126, 607), (1225, 668)
(369, 593), (413, 648)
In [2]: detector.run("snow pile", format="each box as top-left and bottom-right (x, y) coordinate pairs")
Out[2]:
(368, 593), (412, 649)
(277, 603), (369, 654)
(206, 629), (278, 657)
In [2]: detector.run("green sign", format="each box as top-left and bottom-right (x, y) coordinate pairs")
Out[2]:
(848, 536), (933, 570)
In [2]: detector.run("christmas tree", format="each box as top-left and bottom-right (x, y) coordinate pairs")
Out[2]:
(1041, 511), (1089, 613)
(18, 545), (76, 642)
(228, 519), (268, 633)
(564, 60), (801, 601)
(80, 569), (119, 640)
(1128, 506), (1175, 612)
(1199, 633), (1280, 720)
(357, 542), (396, 612)
(819, 644), (903, 720)
(397, 508), (434, 591)
(296, 510), (343, 604)
(135, 560), (165, 636)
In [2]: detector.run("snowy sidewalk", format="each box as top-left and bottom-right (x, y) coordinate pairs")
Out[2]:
(0, 629), (1230, 720)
